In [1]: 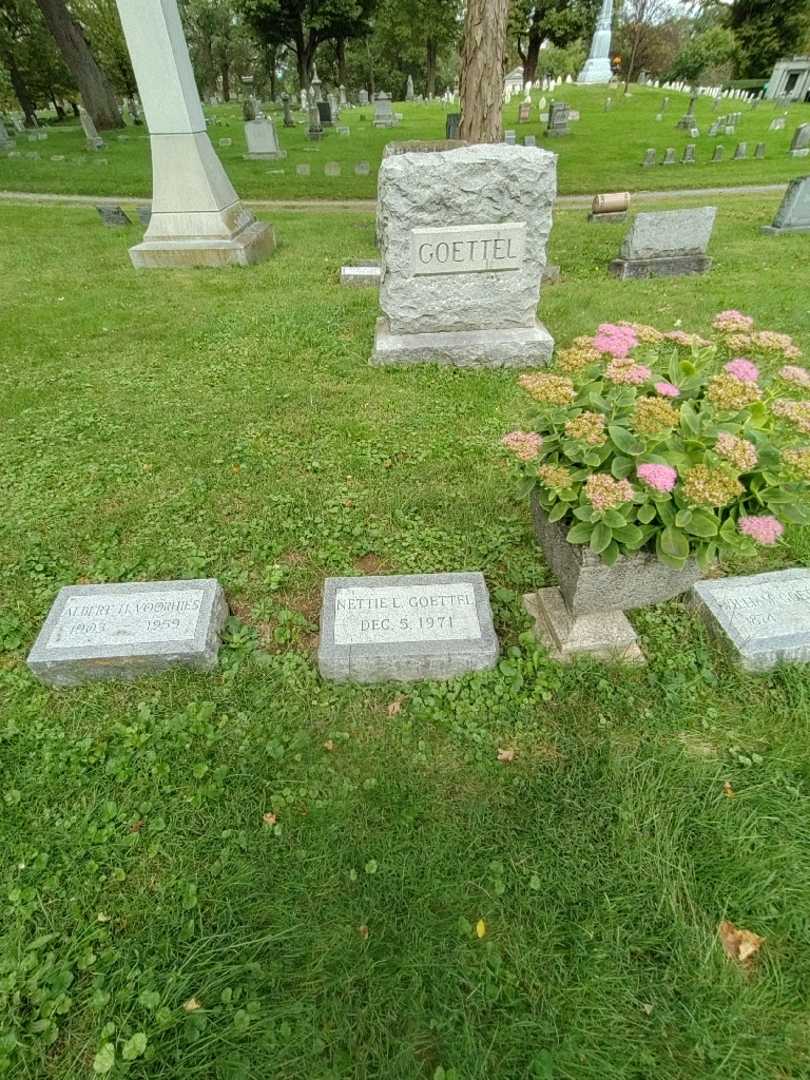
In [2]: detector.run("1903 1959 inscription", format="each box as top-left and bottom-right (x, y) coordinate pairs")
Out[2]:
(410, 223), (526, 276)
(319, 572), (499, 683)
(48, 589), (204, 648)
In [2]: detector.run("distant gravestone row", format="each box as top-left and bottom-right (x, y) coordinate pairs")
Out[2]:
(643, 142), (766, 165)
(293, 161), (371, 177)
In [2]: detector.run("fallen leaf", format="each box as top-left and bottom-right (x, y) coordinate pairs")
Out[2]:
(497, 748), (516, 763)
(723, 780), (735, 798)
(129, 819), (145, 833)
(387, 698), (404, 717)
(641, 1002), (654, 1016)
(183, 997), (202, 1012)
(96, 912), (111, 923)
(718, 921), (764, 967)
(323, 740), (335, 752)
(262, 812), (277, 826)
(476, 918), (486, 939)
(357, 925), (369, 940)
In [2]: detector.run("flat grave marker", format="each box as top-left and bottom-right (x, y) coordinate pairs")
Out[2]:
(318, 572), (499, 683)
(27, 579), (228, 687)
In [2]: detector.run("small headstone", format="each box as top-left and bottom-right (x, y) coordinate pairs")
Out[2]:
(244, 117), (286, 159)
(762, 175), (810, 235)
(755, 142), (766, 158)
(708, 122), (719, 137)
(296, 163), (311, 176)
(337, 125), (350, 135)
(318, 572), (498, 683)
(24, 151), (40, 160)
(307, 104), (324, 141)
(406, 74), (415, 101)
(445, 112), (460, 140)
(373, 92), (396, 128)
(282, 93), (295, 128)
(518, 102), (531, 123)
(358, 89), (369, 107)
(27, 579), (228, 687)
(137, 205), (152, 226)
(724, 125), (735, 136)
(655, 113), (663, 122)
(218, 137), (232, 147)
(610, 206), (716, 279)
(545, 102), (569, 137)
(504, 129), (516, 145)
(340, 262), (381, 287)
(790, 123), (810, 155)
(662, 147), (676, 165)
(661, 96), (669, 111)
(689, 127), (700, 138)
(96, 204), (132, 227)
(711, 145), (725, 163)
(317, 100), (333, 127)
(682, 143), (696, 164)
(769, 116), (786, 131)
(524, 134), (536, 147)
(642, 148), (656, 167)
(733, 141), (747, 160)
(354, 160), (370, 176)
(691, 569), (810, 672)
(325, 161), (341, 176)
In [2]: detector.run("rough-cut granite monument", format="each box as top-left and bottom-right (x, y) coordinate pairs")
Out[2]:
(115, 0), (274, 268)
(318, 572), (499, 683)
(27, 579), (227, 687)
(691, 569), (810, 671)
(762, 175), (810, 235)
(610, 206), (716, 279)
(371, 143), (556, 367)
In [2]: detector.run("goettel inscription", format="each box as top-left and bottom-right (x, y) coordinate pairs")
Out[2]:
(410, 223), (526, 275)
(318, 572), (499, 683)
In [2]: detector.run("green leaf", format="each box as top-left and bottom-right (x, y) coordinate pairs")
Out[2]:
(611, 455), (634, 479)
(516, 474), (537, 499)
(547, 501), (568, 523)
(675, 509), (693, 527)
(590, 522), (613, 554)
(566, 521), (593, 545)
(660, 526), (689, 560)
(680, 401), (700, 435)
(775, 504), (809, 525)
(608, 425), (644, 455)
(572, 506), (595, 522)
(656, 500), (675, 526)
(601, 541), (620, 566)
(637, 503), (656, 524)
(683, 510), (718, 537)
(612, 523), (644, 546)
(138, 989), (160, 1010)
(122, 1033), (147, 1061)
(602, 509), (626, 528)
(93, 1045), (115, 1075)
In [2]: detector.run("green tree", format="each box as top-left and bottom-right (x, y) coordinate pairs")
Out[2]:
(71, 0), (135, 97)
(727, 0), (810, 79)
(0, 0), (74, 121)
(182, 0), (256, 101)
(669, 24), (735, 82)
(510, 0), (600, 84)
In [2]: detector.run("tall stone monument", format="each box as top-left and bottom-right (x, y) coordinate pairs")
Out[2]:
(115, 0), (274, 268)
(577, 0), (613, 85)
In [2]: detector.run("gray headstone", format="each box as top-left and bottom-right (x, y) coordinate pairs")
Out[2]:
(711, 145), (725, 163)
(337, 125), (350, 135)
(662, 147), (676, 165)
(50, 154), (66, 162)
(27, 579), (228, 687)
(682, 143), (696, 164)
(545, 101), (569, 136)
(354, 160), (370, 175)
(324, 160), (341, 176)
(318, 572), (499, 683)
(763, 175), (810, 234)
(642, 148), (656, 167)
(504, 130), (516, 145)
(137, 205), (152, 226)
(218, 137), (232, 147)
(96, 204), (132, 227)
(244, 117), (285, 159)
(733, 141), (747, 159)
(373, 92), (395, 128)
(691, 570), (810, 672)
(708, 122), (719, 137)
(621, 207), (716, 258)
(340, 262), (381, 287)
(296, 163), (311, 176)
(724, 125), (735, 136)
(769, 116), (786, 131)
(445, 112), (460, 139)
(358, 89), (369, 106)
(524, 134), (537, 147)
(755, 142), (765, 158)
(790, 123), (810, 152)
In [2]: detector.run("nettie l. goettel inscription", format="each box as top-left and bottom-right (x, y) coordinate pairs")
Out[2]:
(410, 222), (526, 276)
(333, 583), (482, 645)
(46, 589), (204, 649)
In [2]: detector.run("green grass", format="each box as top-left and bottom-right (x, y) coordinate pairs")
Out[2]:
(2, 194), (810, 1078)
(2, 84), (810, 201)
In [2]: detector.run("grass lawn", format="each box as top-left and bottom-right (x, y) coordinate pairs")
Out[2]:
(2, 194), (810, 1079)
(2, 84), (810, 202)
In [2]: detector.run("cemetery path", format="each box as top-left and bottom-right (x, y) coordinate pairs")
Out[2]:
(0, 183), (790, 212)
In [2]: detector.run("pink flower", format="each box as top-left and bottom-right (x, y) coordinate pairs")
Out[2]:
(501, 430), (543, 461)
(724, 358), (759, 383)
(738, 515), (784, 545)
(713, 310), (755, 333)
(592, 323), (638, 359)
(605, 358), (651, 385)
(637, 463), (677, 493)
(584, 473), (635, 511)
(655, 381), (680, 398)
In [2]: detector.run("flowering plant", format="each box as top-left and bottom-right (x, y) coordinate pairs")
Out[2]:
(502, 314), (810, 570)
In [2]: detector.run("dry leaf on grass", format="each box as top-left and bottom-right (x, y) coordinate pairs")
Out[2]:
(323, 739), (335, 752)
(183, 997), (202, 1012)
(640, 1003), (654, 1016)
(723, 780), (736, 798)
(386, 698), (404, 717)
(357, 925), (369, 940)
(718, 921), (765, 967)
(476, 919), (487, 939)
(497, 748), (516, 763)
(262, 812), (277, 827)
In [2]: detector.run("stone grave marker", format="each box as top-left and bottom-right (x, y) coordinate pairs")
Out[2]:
(504, 129), (516, 145)
(244, 117), (286, 159)
(358, 89), (369, 106)
(524, 134), (537, 147)
(96, 204), (132, 226)
(317, 101), (333, 128)
(588, 192), (630, 223)
(445, 112), (460, 139)
(137, 205), (152, 226)
(373, 92), (396, 128)
(518, 102), (531, 123)
(27, 579), (227, 687)
(676, 94), (697, 129)
(708, 122), (719, 137)
(296, 162), (310, 176)
(318, 572), (498, 683)
(340, 262), (381, 287)
(790, 124), (810, 156)
(689, 126), (700, 138)
(610, 206), (716, 279)
(691, 569), (810, 672)
(711, 145), (725, 163)
(755, 142), (766, 158)
(50, 154), (66, 162)
(733, 141), (747, 159)
(655, 113), (663, 122)
(545, 102), (569, 136)
(337, 125), (350, 135)
(724, 125), (735, 136)
(24, 151), (40, 160)
(218, 137), (232, 147)
(762, 175), (810, 235)
(682, 143), (696, 164)
(79, 106), (104, 150)
(769, 116), (786, 131)
(371, 143), (555, 367)
(282, 93), (295, 127)
(642, 148), (656, 167)
(662, 147), (676, 165)
(354, 160), (370, 175)
(324, 160), (341, 176)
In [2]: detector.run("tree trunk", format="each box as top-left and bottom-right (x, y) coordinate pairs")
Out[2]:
(2, 49), (38, 124)
(70, 100), (80, 117)
(221, 63), (230, 101)
(266, 44), (277, 99)
(336, 36), (346, 87)
(623, 29), (641, 93)
(425, 37), (437, 97)
(34, 0), (123, 129)
(459, 0), (508, 143)
(50, 92), (66, 119)
(524, 25), (542, 84)
(366, 37), (375, 97)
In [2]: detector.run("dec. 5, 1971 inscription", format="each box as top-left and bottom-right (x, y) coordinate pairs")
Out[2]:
(410, 222), (526, 276)
(333, 582), (482, 645)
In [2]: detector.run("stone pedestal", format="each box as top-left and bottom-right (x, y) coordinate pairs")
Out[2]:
(588, 211), (627, 223)
(523, 589), (644, 663)
(577, 0), (614, 84)
(116, 0), (273, 269)
(609, 254), (712, 278)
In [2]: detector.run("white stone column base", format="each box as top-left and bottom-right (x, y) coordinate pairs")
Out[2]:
(129, 219), (275, 268)
(577, 59), (613, 85)
(370, 317), (553, 368)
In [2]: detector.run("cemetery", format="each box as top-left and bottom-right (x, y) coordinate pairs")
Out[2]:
(2, 0), (810, 1077)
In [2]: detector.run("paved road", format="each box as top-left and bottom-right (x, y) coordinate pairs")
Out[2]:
(0, 183), (788, 213)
